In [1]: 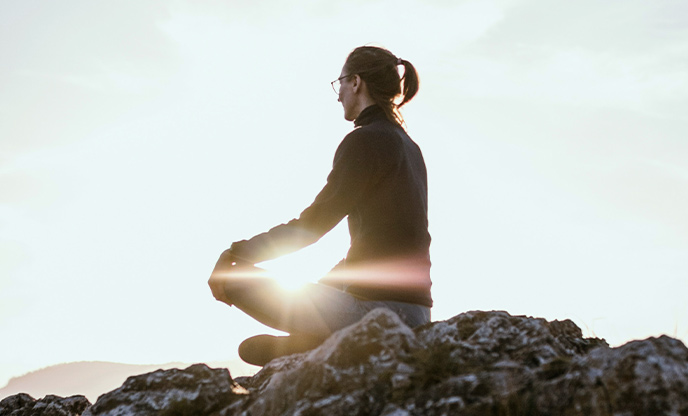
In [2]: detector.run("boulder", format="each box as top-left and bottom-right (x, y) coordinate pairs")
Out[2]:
(82, 364), (246, 416)
(0, 393), (90, 416)
(236, 309), (616, 415)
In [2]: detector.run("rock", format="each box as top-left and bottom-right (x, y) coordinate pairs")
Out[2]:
(229, 309), (687, 415)
(536, 335), (688, 415)
(82, 364), (247, 416)
(0, 392), (90, 416)
(240, 308), (422, 415)
(4, 309), (687, 415)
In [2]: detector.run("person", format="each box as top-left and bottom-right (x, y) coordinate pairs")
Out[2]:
(208, 45), (432, 366)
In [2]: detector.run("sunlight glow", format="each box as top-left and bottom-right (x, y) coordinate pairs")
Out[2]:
(256, 227), (351, 291)
(258, 259), (324, 291)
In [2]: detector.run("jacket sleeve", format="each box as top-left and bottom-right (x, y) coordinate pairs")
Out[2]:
(229, 132), (381, 264)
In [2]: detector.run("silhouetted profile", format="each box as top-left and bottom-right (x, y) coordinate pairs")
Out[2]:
(208, 45), (431, 366)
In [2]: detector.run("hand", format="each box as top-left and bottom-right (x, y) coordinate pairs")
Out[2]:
(208, 249), (242, 304)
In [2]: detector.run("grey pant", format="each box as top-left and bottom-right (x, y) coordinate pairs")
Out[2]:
(223, 266), (431, 339)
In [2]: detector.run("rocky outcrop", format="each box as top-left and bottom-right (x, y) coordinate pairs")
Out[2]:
(3, 309), (688, 415)
(81, 364), (246, 416)
(0, 361), (195, 403)
(0, 393), (90, 416)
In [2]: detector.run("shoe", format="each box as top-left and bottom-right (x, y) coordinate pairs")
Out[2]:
(238, 334), (323, 366)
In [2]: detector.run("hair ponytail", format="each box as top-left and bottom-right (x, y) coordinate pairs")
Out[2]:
(344, 46), (420, 126)
(399, 59), (419, 108)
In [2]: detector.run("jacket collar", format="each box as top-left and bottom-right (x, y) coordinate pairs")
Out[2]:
(354, 105), (386, 127)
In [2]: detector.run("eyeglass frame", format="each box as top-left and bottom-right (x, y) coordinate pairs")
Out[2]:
(330, 74), (353, 95)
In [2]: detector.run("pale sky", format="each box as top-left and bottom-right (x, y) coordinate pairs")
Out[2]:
(1, 0), (687, 388)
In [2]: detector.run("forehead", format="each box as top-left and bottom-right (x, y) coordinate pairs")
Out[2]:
(339, 61), (352, 76)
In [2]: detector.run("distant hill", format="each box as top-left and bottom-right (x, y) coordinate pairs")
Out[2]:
(0, 360), (258, 403)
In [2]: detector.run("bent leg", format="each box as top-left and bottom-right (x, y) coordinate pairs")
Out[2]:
(214, 265), (433, 365)
(220, 265), (367, 338)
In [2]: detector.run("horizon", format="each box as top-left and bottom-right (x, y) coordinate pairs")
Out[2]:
(1, 0), (687, 390)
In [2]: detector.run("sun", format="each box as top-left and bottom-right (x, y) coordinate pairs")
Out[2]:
(264, 264), (313, 291)
(258, 256), (329, 291)
(254, 223), (351, 291)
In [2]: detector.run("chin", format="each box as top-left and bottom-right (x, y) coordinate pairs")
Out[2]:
(343, 108), (355, 122)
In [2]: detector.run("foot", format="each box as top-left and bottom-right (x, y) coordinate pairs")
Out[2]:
(238, 334), (323, 366)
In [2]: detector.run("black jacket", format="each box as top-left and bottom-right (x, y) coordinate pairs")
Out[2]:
(230, 105), (432, 306)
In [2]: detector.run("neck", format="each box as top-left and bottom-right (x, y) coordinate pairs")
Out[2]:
(351, 96), (377, 120)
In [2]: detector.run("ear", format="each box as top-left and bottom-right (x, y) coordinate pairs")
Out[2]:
(351, 74), (362, 93)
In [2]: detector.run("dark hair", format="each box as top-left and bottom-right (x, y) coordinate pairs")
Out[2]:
(343, 46), (420, 125)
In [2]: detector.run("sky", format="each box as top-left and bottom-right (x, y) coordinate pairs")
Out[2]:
(1, 0), (687, 389)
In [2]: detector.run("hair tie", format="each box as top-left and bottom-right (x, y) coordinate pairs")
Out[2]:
(397, 57), (403, 65)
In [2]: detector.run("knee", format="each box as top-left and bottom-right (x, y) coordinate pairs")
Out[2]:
(208, 275), (232, 304)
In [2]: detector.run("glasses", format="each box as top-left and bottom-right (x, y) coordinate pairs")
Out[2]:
(330, 74), (351, 95)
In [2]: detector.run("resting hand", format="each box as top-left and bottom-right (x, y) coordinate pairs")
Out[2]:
(208, 249), (241, 303)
